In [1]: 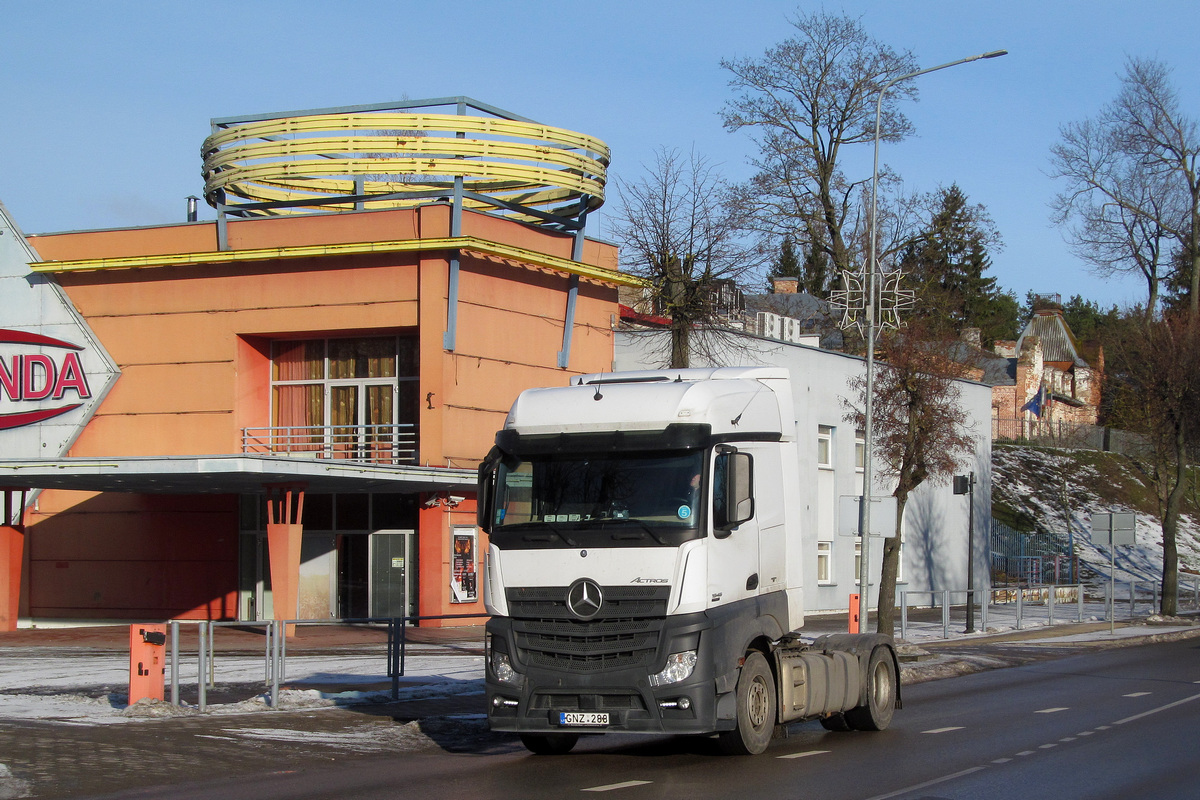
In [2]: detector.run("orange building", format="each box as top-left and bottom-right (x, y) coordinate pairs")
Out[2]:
(0, 99), (633, 629)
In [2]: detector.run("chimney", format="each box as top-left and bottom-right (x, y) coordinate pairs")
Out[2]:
(773, 277), (799, 294)
(186, 196), (199, 222)
(960, 327), (981, 348)
(993, 340), (1016, 358)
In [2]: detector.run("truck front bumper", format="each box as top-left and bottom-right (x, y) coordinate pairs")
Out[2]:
(485, 611), (727, 737)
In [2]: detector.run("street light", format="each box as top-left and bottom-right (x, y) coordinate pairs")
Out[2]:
(858, 49), (1007, 634)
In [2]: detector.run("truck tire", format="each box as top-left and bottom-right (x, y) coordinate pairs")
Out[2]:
(520, 732), (579, 755)
(844, 647), (896, 732)
(819, 713), (852, 731)
(718, 651), (777, 755)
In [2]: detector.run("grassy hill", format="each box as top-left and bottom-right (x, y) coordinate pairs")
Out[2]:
(990, 444), (1200, 589)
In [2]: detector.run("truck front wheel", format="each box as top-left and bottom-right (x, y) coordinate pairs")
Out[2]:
(845, 647), (896, 731)
(718, 651), (777, 755)
(520, 732), (579, 755)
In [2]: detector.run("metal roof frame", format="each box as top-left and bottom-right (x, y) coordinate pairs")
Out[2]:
(0, 455), (476, 496)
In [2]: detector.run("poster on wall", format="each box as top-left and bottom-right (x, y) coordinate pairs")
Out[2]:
(451, 527), (478, 604)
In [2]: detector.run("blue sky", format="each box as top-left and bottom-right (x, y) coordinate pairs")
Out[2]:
(3, 0), (1198, 310)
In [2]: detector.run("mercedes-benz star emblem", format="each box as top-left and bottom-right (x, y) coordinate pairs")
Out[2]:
(566, 578), (603, 620)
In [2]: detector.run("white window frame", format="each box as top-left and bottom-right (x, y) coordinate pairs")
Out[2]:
(855, 430), (865, 472)
(816, 541), (833, 584)
(817, 425), (833, 469)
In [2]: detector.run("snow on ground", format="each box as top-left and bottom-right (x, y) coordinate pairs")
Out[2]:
(991, 445), (1200, 594)
(0, 648), (485, 725)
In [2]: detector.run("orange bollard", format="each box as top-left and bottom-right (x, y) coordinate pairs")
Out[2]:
(129, 624), (167, 704)
(848, 593), (860, 634)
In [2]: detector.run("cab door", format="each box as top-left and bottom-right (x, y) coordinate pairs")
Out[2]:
(706, 447), (759, 609)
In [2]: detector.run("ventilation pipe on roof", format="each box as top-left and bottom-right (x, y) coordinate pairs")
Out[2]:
(186, 196), (199, 222)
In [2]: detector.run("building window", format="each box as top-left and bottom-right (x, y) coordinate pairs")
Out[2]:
(817, 425), (833, 469)
(854, 540), (861, 584)
(817, 541), (832, 584)
(855, 430), (865, 472)
(270, 335), (418, 462)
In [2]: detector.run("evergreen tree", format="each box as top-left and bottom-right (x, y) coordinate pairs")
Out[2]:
(767, 237), (802, 290)
(1162, 242), (1195, 317)
(902, 185), (1016, 344)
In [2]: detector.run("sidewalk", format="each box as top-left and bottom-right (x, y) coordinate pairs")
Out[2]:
(2, 612), (1197, 722)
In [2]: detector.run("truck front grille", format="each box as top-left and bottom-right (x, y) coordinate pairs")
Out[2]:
(507, 585), (670, 672)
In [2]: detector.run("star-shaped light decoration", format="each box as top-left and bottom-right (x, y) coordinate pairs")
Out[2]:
(828, 267), (916, 335)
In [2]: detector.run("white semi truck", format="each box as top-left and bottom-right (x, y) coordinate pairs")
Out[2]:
(477, 367), (900, 755)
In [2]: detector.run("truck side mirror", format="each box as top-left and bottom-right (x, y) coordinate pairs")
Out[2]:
(477, 447), (502, 533)
(713, 450), (754, 536)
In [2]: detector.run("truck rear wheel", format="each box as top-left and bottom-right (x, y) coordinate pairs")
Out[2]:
(845, 647), (896, 731)
(718, 651), (776, 755)
(520, 732), (579, 755)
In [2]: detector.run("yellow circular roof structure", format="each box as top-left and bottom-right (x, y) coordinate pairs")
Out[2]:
(202, 97), (608, 227)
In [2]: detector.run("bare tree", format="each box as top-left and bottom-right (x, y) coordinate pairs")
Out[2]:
(610, 148), (760, 368)
(1050, 58), (1200, 320)
(720, 11), (919, 277)
(1105, 312), (1200, 615)
(844, 322), (978, 636)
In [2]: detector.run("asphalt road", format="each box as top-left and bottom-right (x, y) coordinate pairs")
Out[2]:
(59, 634), (1200, 800)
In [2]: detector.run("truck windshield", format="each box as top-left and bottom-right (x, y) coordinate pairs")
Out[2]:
(491, 451), (704, 548)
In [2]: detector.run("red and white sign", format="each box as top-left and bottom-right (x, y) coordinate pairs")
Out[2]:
(0, 328), (93, 430)
(0, 199), (120, 458)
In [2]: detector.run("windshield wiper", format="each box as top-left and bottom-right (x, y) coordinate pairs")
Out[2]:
(500, 521), (579, 547)
(600, 517), (670, 545)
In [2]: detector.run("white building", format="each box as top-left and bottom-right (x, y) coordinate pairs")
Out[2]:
(615, 329), (993, 615)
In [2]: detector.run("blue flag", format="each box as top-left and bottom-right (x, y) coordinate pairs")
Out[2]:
(1022, 386), (1046, 419)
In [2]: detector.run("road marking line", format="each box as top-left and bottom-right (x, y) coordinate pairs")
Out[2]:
(1077, 731), (1094, 736)
(1059, 737), (1076, 742)
(1113, 691), (1200, 726)
(1039, 743), (1057, 750)
(862, 766), (987, 800)
(992, 758), (1012, 764)
(1035, 707), (1068, 714)
(583, 781), (653, 792)
(1016, 751), (1035, 757)
(1123, 692), (1151, 697)
(778, 750), (830, 760)
(922, 726), (965, 734)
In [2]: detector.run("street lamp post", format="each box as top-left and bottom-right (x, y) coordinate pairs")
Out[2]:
(858, 49), (1007, 634)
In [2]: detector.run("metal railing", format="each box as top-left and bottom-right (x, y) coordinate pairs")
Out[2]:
(167, 614), (486, 712)
(898, 580), (1200, 640)
(241, 424), (418, 465)
(992, 417), (1149, 456)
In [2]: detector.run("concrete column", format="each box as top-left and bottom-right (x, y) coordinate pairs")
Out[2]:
(265, 484), (305, 637)
(1, 525), (24, 632)
(0, 489), (28, 632)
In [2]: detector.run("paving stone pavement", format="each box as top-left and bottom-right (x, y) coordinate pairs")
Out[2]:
(0, 693), (500, 799)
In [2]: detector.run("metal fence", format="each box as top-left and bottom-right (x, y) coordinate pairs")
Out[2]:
(166, 614), (486, 712)
(898, 580), (1200, 640)
(241, 424), (418, 465)
(990, 521), (1076, 585)
(993, 417), (1149, 456)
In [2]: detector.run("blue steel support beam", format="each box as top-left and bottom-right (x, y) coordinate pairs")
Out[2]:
(557, 197), (591, 369)
(443, 175), (465, 352)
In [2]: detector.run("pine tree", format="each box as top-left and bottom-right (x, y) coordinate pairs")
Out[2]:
(767, 237), (802, 289)
(902, 185), (1016, 344)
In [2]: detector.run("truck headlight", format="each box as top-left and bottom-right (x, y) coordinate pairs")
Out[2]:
(649, 650), (698, 687)
(487, 636), (523, 687)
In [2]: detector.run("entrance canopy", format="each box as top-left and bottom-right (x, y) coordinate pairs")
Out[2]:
(0, 454), (477, 495)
